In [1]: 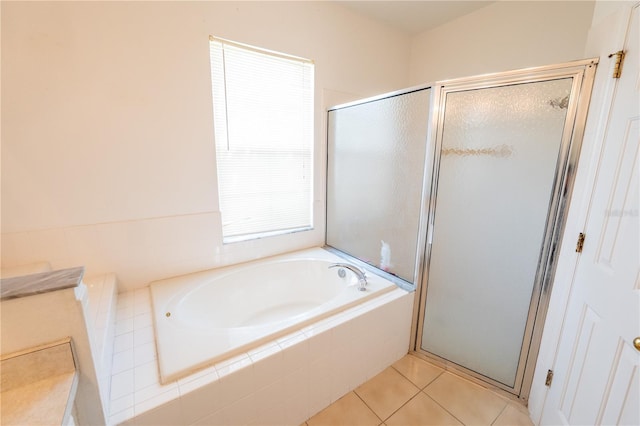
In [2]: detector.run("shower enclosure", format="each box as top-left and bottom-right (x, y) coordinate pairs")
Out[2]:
(326, 59), (597, 399)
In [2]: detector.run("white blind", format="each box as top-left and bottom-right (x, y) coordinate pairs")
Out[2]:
(209, 37), (314, 240)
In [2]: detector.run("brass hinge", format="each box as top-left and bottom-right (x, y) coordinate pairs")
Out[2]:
(608, 50), (626, 78)
(576, 232), (586, 253)
(545, 369), (554, 387)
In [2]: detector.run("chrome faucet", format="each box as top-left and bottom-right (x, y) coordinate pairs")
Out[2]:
(329, 263), (368, 291)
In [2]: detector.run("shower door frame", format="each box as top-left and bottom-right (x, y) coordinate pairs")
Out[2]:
(412, 59), (598, 401)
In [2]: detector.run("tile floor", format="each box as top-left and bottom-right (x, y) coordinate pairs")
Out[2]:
(304, 354), (534, 426)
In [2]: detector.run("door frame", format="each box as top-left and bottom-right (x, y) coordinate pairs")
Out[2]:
(411, 59), (598, 401)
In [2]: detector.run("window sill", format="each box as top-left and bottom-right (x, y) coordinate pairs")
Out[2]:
(223, 226), (314, 245)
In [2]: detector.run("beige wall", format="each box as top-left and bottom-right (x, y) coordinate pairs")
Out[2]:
(1, 1), (599, 292)
(408, 1), (595, 85)
(1, 1), (411, 290)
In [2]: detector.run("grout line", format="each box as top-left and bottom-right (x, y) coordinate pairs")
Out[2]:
(490, 402), (509, 426)
(421, 391), (467, 425)
(379, 390), (422, 423)
(352, 390), (384, 424)
(389, 362), (445, 391)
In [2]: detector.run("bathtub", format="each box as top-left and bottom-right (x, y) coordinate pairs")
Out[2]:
(150, 247), (396, 384)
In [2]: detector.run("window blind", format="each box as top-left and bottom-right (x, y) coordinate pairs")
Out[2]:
(209, 37), (314, 240)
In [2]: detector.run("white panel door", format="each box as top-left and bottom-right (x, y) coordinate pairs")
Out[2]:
(540, 5), (640, 425)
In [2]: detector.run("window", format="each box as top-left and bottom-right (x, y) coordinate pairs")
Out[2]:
(209, 37), (314, 242)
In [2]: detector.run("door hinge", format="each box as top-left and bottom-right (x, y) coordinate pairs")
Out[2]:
(608, 50), (626, 78)
(545, 369), (554, 387)
(575, 232), (586, 253)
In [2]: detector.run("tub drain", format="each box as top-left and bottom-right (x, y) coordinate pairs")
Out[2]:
(165, 312), (171, 317)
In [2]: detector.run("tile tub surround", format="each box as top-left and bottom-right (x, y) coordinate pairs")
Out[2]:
(306, 354), (534, 426)
(84, 273), (119, 418)
(109, 286), (414, 425)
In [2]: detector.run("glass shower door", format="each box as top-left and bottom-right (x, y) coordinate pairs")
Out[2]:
(327, 88), (431, 285)
(420, 78), (575, 390)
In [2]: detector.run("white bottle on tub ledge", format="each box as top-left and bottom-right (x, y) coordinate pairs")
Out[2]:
(380, 240), (392, 272)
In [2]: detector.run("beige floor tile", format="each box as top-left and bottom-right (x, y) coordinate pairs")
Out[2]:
(386, 392), (462, 426)
(392, 355), (444, 389)
(307, 392), (380, 426)
(355, 367), (420, 420)
(493, 404), (534, 426)
(509, 401), (531, 415)
(424, 372), (507, 425)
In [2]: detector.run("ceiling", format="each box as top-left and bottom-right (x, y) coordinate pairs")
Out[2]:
(336, 1), (495, 35)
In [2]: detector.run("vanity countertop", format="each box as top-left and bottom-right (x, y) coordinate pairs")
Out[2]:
(0, 339), (78, 425)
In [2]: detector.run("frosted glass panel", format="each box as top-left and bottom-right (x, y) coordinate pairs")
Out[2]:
(327, 89), (430, 283)
(421, 79), (573, 387)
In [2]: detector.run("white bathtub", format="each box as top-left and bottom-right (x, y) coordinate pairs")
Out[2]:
(150, 247), (396, 383)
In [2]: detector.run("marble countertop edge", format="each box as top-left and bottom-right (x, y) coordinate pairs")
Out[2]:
(0, 266), (85, 301)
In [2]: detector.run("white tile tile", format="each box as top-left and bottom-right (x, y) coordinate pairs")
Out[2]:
(303, 325), (332, 362)
(29, 228), (69, 265)
(253, 379), (285, 420)
(134, 341), (157, 366)
(134, 381), (178, 405)
(283, 368), (310, 425)
(217, 393), (257, 426)
(117, 291), (135, 308)
(276, 330), (305, 347)
(247, 341), (279, 358)
(349, 336), (372, 385)
(331, 319), (356, 351)
(134, 291), (151, 316)
(0, 232), (31, 265)
(111, 369), (135, 401)
(192, 408), (226, 426)
(134, 303), (152, 317)
(217, 358), (254, 408)
(179, 376), (221, 425)
(134, 325), (155, 346)
(177, 365), (218, 392)
(307, 356), (332, 417)
(116, 305), (135, 322)
(114, 332), (134, 354)
(109, 407), (135, 426)
(133, 312), (152, 329)
(134, 394), (182, 426)
(215, 353), (251, 379)
(251, 402), (285, 426)
(278, 333), (308, 372)
(250, 345), (283, 389)
(134, 287), (150, 303)
(329, 346), (354, 402)
(115, 317), (134, 336)
(110, 393), (134, 416)
(63, 226), (106, 271)
(112, 349), (135, 375)
(134, 360), (160, 391)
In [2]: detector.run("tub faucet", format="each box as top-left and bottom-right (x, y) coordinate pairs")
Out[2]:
(329, 263), (368, 291)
